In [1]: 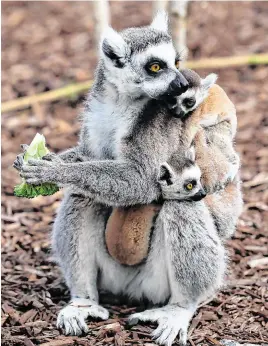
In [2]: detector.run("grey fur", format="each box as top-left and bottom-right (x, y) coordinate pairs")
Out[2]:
(16, 13), (238, 345)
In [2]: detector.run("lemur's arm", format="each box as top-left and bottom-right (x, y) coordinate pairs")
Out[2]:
(21, 158), (160, 206)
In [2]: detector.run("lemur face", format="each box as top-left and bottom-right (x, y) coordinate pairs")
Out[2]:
(100, 12), (188, 99)
(171, 70), (218, 118)
(158, 147), (206, 201)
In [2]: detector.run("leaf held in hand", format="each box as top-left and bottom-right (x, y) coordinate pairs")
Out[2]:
(14, 133), (59, 198)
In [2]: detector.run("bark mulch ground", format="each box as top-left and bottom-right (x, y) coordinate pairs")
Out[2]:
(2, 2), (268, 345)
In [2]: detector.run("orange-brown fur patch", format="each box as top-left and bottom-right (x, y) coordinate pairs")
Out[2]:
(105, 204), (161, 266)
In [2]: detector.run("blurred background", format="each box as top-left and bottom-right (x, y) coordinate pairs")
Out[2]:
(2, 1), (268, 345)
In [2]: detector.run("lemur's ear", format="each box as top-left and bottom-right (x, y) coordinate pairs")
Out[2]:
(201, 73), (218, 91)
(150, 11), (169, 32)
(158, 163), (175, 185)
(185, 146), (195, 162)
(101, 27), (130, 67)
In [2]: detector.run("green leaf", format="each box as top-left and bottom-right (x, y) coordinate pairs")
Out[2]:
(14, 134), (59, 199)
(24, 133), (49, 163)
(14, 182), (59, 198)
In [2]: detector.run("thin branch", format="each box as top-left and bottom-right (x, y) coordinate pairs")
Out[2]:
(187, 53), (268, 70)
(2, 53), (268, 113)
(93, 0), (110, 47)
(152, 0), (169, 15)
(1, 81), (93, 113)
(170, 1), (189, 67)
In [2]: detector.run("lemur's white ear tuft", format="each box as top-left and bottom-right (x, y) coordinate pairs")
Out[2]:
(201, 73), (218, 91)
(185, 146), (195, 162)
(150, 11), (169, 32)
(158, 162), (175, 184)
(101, 27), (129, 62)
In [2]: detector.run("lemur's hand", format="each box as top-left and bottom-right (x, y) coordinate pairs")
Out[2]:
(13, 144), (29, 171)
(21, 159), (63, 185)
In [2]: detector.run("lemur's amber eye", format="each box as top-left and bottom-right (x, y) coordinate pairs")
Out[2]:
(186, 183), (193, 191)
(175, 60), (180, 69)
(150, 63), (161, 72)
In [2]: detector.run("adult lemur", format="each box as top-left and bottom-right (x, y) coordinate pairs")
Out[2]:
(16, 13), (237, 346)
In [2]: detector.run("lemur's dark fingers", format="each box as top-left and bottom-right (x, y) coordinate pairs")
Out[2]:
(13, 154), (24, 171)
(42, 153), (54, 161)
(42, 152), (61, 163)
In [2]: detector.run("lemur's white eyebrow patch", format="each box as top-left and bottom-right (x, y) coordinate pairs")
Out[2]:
(181, 165), (201, 181)
(180, 88), (196, 99)
(132, 42), (176, 68)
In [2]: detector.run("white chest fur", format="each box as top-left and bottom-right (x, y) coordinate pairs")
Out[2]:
(86, 95), (146, 159)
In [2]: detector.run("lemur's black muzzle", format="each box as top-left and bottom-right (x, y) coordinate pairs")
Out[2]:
(159, 72), (188, 109)
(190, 188), (207, 201)
(168, 73), (189, 97)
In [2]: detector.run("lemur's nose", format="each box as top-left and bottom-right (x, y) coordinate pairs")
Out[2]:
(169, 74), (189, 96)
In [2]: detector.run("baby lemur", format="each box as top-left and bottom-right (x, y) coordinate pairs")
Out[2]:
(178, 69), (240, 185)
(158, 147), (206, 202)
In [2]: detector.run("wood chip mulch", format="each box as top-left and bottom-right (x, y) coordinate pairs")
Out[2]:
(2, 1), (268, 345)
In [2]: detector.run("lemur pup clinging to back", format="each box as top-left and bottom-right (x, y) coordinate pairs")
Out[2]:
(177, 69), (240, 187)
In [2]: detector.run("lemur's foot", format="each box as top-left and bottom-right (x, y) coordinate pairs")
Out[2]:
(57, 298), (109, 336)
(128, 305), (193, 346)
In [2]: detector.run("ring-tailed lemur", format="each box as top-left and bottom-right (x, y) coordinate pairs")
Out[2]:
(158, 147), (206, 202)
(14, 12), (235, 345)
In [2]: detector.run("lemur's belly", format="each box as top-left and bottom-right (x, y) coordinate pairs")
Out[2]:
(98, 224), (170, 304)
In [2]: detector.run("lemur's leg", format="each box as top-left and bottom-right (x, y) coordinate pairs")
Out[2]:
(129, 201), (226, 346)
(53, 193), (109, 335)
(205, 176), (243, 240)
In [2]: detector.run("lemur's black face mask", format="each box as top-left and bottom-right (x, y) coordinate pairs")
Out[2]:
(189, 188), (207, 201)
